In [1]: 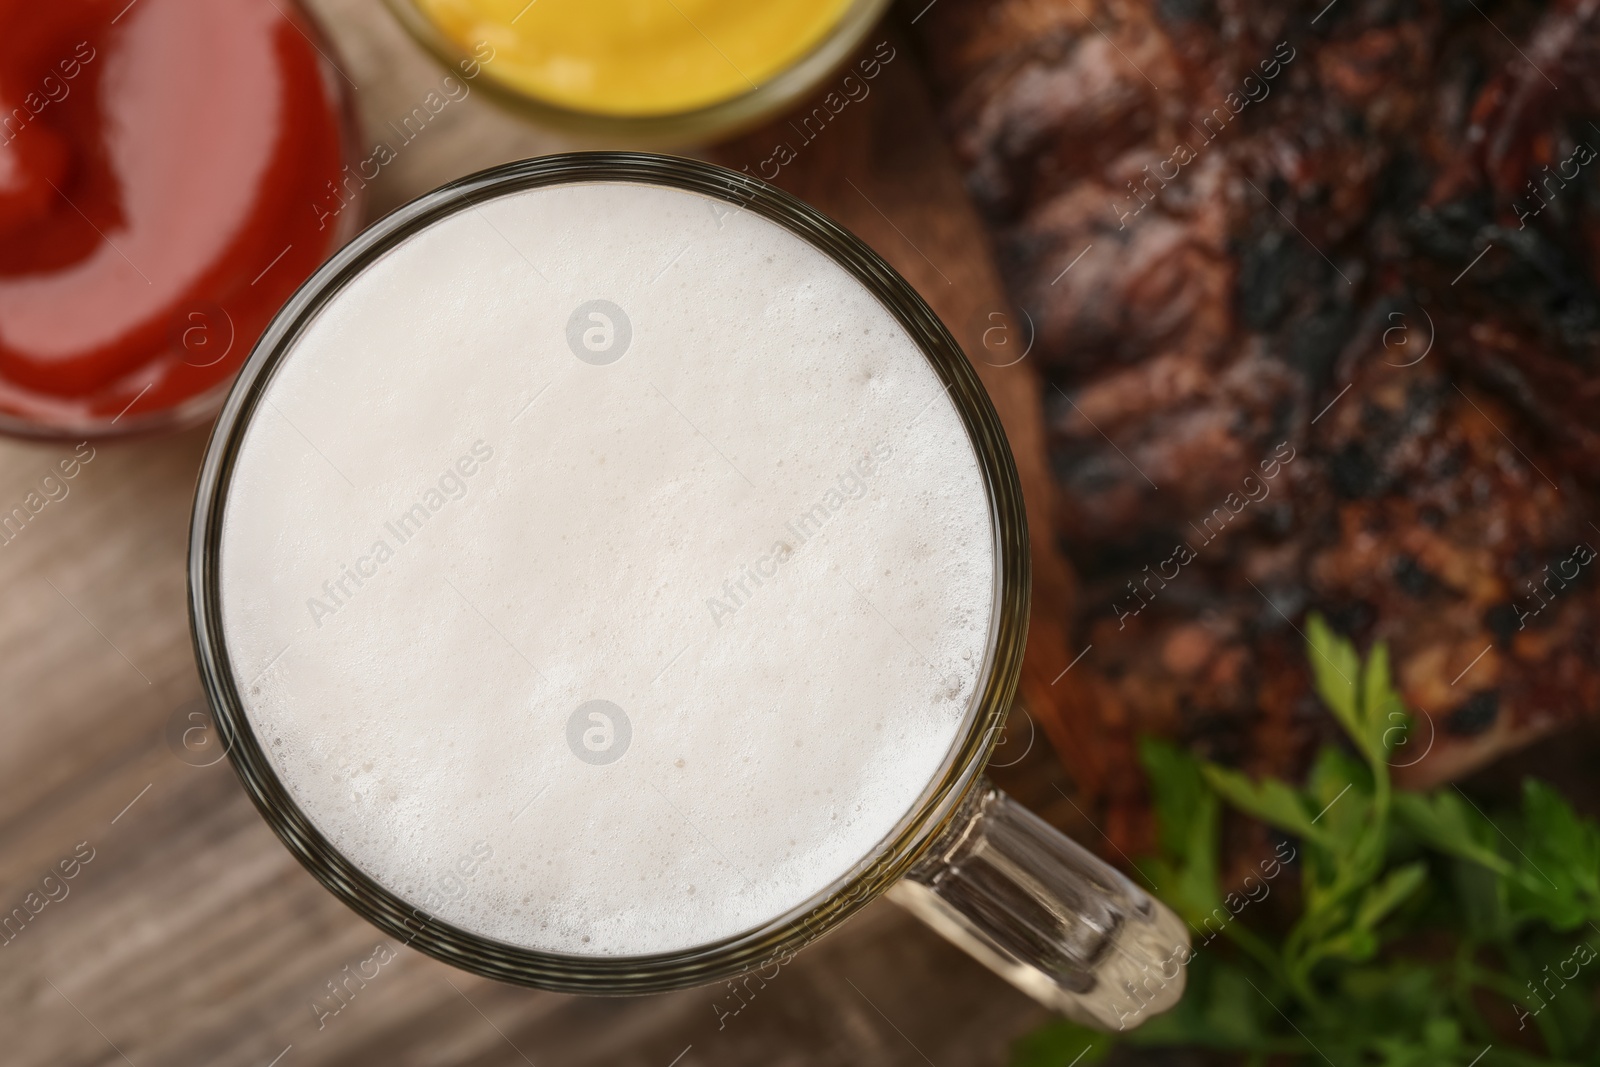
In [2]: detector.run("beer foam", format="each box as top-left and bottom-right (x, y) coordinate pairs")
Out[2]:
(217, 180), (996, 956)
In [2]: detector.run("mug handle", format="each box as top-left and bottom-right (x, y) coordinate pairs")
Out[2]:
(887, 778), (1190, 1031)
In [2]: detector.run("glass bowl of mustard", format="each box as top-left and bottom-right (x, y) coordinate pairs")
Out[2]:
(382, 0), (893, 143)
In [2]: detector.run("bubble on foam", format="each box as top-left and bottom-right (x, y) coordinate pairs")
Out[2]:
(218, 180), (996, 956)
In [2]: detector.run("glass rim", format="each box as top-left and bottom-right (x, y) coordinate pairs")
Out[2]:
(187, 152), (1031, 994)
(379, 0), (894, 143)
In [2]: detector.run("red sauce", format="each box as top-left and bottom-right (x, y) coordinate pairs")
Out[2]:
(0, 0), (350, 434)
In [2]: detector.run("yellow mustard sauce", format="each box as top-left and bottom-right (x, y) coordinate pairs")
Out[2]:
(413, 0), (856, 116)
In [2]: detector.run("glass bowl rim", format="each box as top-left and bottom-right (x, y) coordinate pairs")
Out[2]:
(0, 0), (365, 443)
(379, 0), (895, 144)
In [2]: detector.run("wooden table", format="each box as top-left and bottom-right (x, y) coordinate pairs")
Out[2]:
(0, 4), (1089, 1064)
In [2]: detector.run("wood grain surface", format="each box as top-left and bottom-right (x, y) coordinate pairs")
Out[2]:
(0, 4), (1095, 1065)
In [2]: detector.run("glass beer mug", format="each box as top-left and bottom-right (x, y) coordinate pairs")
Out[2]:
(189, 153), (1189, 1032)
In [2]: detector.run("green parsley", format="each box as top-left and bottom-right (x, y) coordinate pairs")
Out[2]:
(1014, 616), (1600, 1067)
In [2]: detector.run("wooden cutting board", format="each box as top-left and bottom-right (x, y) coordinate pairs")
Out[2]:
(0, 6), (1083, 1065)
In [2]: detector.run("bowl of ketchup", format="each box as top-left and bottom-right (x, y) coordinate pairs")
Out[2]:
(0, 0), (357, 438)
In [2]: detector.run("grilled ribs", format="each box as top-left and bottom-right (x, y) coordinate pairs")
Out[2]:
(916, 0), (1600, 845)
